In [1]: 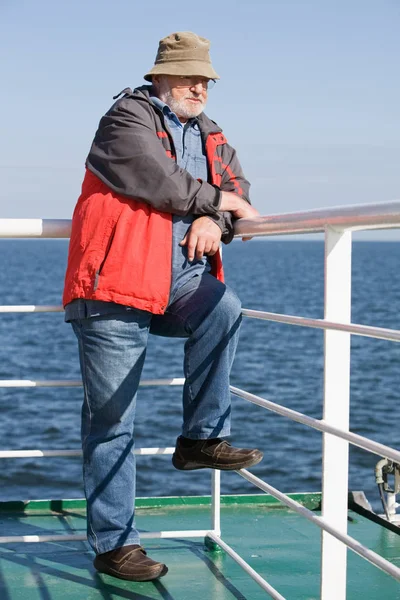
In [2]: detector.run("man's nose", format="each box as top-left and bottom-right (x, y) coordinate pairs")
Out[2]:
(191, 82), (205, 93)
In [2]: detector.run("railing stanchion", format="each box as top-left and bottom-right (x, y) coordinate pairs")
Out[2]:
(321, 227), (352, 600)
(211, 470), (221, 536)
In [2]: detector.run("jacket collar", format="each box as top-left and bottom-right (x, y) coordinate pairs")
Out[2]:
(113, 85), (222, 137)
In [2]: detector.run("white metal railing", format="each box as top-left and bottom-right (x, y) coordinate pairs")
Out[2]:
(1, 202), (400, 600)
(237, 201), (400, 598)
(233, 200), (400, 237)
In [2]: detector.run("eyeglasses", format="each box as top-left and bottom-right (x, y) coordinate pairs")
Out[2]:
(176, 77), (216, 91)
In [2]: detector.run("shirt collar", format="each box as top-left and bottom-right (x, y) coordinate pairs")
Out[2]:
(150, 96), (198, 129)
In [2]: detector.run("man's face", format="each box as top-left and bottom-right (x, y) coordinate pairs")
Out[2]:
(153, 75), (210, 121)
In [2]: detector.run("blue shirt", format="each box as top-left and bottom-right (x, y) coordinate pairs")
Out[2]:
(65, 97), (211, 321)
(150, 96), (211, 301)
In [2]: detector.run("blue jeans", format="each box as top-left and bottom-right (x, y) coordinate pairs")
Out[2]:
(71, 274), (242, 554)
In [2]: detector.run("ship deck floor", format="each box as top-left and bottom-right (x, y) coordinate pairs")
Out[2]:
(0, 494), (399, 600)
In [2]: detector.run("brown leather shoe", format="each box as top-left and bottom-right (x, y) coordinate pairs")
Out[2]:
(172, 436), (263, 471)
(93, 544), (168, 581)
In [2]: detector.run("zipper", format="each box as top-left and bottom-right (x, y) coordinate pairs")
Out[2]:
(156, 109), (176, 312)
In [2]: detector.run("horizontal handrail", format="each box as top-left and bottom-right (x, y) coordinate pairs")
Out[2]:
(0, 305), (63, 313)
(2, 304), (399, 344)
(0, 529), (211, 544)
(2, 382), (399, 462)
(0, 219), (70, 238)
(230, 386), (400, 464)
(0, 447), (175, 458)
(242, 309), (400, 343)
(234, 200), (400, 237)
(1, 202), (400, 241)
(238, 469), (400, 582)
(0, 378), (185, 388)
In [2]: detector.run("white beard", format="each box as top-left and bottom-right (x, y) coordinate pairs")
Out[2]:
(157, 83), (206, 120)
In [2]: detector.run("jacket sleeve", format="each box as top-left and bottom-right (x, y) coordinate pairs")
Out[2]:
(206, 143), (251, 244)
(86, 99), (221, 217)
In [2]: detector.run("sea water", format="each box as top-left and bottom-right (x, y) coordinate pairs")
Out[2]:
(0, 239), (399, 512)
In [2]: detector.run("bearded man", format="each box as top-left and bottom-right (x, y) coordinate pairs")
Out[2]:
(63, 31), (262, 582)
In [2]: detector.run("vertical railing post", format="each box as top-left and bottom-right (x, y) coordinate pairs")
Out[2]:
(211, 469), (221, 535)
(321, 227), (352, 600)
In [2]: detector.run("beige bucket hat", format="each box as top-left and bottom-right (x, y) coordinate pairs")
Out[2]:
(144, 31), (220, 82)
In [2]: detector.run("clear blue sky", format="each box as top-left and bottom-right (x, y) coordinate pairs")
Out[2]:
(0, 0), (399, 238)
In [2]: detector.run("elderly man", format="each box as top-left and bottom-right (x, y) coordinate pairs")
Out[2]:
(63, 31), (262, 582)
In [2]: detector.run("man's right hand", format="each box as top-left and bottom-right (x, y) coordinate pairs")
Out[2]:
(219, 192), (260, 220)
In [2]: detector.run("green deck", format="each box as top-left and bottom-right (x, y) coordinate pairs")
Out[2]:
(0, 494), (399, 600)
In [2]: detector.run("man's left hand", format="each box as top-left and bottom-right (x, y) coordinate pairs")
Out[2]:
(180, 217), (222, 262)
